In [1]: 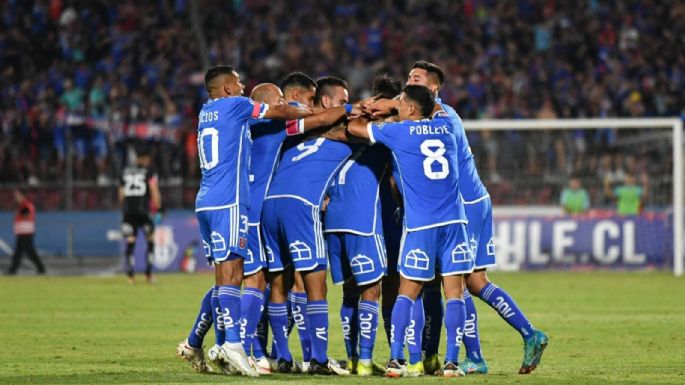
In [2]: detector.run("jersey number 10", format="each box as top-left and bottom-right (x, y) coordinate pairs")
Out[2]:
(199, 128), (219, 170)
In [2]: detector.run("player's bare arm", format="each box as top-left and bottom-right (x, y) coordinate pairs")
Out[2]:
(263, 103), (312, 121)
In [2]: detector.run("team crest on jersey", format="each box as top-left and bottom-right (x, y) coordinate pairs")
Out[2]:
(404, 249), (430, 271)
(239, 237), (247, 249)
(351, 254), (375, 275)
(451, 242), (472, 263)
(289, 241), (312, 261)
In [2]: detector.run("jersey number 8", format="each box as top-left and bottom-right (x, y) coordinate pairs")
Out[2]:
(420, 139), (449, 180)
(198, 128), (219, 170)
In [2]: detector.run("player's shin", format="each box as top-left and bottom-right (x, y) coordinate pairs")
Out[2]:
(389, 295), (414, 360)
(289, 292), (312, 362)
(407, 294), (424, 365)
(307, 299), (329, 363)
(479, 282), (535, 339)
(422, 284), (444, 357)
(239, 287), (264, 356)
(340, 288), (360, 360)
(267, 302), (292, 362)
(358, 299), (379, 363)
(145, 240), (154, 279)
(463, 290), (484, 362)
(211, 287), (226, 346)
(188, 287), (214, 349)
(444, 298), (466, 364)
(125, 241), (135, 278)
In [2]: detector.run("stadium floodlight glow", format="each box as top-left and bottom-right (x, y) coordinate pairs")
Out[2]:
(464, 118), (684, 277)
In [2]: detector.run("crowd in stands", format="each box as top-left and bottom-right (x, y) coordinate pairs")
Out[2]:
(1, 0), (683, 209)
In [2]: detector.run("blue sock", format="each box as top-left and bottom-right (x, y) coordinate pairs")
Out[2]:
(240, 287), (264, 356)
(358, 300), (379, 361)
(268, 302), (292, 362)
(408, 295), (424, 364)
(289, 292), (312, 362)
(286, 292), (295, 336)
(340, 290), (360, 359)
(382, 304), (393, 347)
(187, 287), (214, 349)
(211, 286), (225, 346)
(217, 285), (242, 344)
(479, 283), (535, 339)
(254, 285), (269, 359)
(422, 285), (443, 357)
(307, 300), (329, 363)
(444, 298), (466, 363)
(463, 290), (483, 362)
(390, 295), (414, 360)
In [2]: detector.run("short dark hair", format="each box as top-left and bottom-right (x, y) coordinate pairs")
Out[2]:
(314, 76), (348, 105)
(204, 65), (234, 92)
(280, 72), (317, 93)
(372, 74), (402, 99)
(403, 85), (435, 118)
(412, 61), (445, 89)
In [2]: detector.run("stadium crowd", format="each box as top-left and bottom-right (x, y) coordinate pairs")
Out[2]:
(1, 0), (683, 208)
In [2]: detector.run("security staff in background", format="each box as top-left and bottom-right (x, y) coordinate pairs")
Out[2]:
(119, 146), (162, 284)
(7, 190), (46, 275)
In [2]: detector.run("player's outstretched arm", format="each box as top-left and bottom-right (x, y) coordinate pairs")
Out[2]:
(263, 103), (313, 121)
(297, 105), (361, 134)
(346, 118), (372, 140)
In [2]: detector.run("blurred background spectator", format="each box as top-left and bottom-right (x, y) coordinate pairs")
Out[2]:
(1, 0), (683, 210)
(560, 176), (589, 215)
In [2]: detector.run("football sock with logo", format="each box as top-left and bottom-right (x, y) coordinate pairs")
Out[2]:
(211, 286), (225, 346)
(254, 284), (270, 359)
(340, 290), (360, 359)
(289, 292), (312, 362)
(307, 300), (329, 363)
(422, 285), (444, 357)
(463, 290), (484, 362)
(408, 294), (424, 364)
(444, 298), (466, 363)
(358, 300), (379, 361)
(268, 303), (292, 361)
(217, 285), (242, 344)
(390, 295), (414, 360)
(240, 287), (264, 356)
(187, 287), (213, 349)
(479, 283), (534, 339)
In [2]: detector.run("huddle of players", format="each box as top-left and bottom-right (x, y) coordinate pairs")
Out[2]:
(176, 61), (549, 377)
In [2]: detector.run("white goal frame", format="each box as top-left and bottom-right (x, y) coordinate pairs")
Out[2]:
(463, 118), (684, 276)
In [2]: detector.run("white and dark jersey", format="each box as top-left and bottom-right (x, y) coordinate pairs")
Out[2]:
(195, 96), (268, 212)
(120, 166), (157, 215)
(325, 145), (389, 235)
(367, 118), (467, 231)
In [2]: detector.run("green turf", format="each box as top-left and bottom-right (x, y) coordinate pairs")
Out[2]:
(1, 272), (684, 384)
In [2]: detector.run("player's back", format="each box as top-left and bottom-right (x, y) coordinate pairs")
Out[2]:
(437, 99), (488, 202)
(325, 144), (388, 234)
(266, 136), (356, 207)
(368, 118), (466, 230)
(195, 96), (266, 211)
(121, 165), (154, 214)
(248, 119), (287, 223)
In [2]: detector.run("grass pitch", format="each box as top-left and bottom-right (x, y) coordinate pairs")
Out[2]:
(1, 271), (684, 384)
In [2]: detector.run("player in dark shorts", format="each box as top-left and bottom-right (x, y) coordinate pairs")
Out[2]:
(118, 146), (162, 284)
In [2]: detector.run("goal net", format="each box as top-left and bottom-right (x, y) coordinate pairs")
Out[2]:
(463, 118), (683, 276)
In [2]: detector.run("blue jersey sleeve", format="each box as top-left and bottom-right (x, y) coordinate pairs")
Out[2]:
(226, 96), (269, 120)
(368, 121), (401, 148)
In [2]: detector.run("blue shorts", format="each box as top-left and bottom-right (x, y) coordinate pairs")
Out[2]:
(261, 198), (327, 272)
(196, 205), (249, 264)
(244, 224), (267, 276)
(326, 232), (387, 286)
(464, 197), (496, 269)
(398, 222), (473, 281)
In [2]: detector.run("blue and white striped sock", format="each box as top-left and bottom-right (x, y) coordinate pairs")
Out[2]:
(307, 300), (329, 363)
(217, 285), (242, 344)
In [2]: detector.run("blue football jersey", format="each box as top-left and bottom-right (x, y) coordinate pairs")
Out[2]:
(368, 118), (467, 230)
(247, 118), (287, 224)
(325, 144), (389, 235)
(266, 137), (356, 207)
(195, 96), (268, 211)
(436, 97), (489, 202)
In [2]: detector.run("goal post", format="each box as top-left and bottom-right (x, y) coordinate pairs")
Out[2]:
(463, 118), (683, 276)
